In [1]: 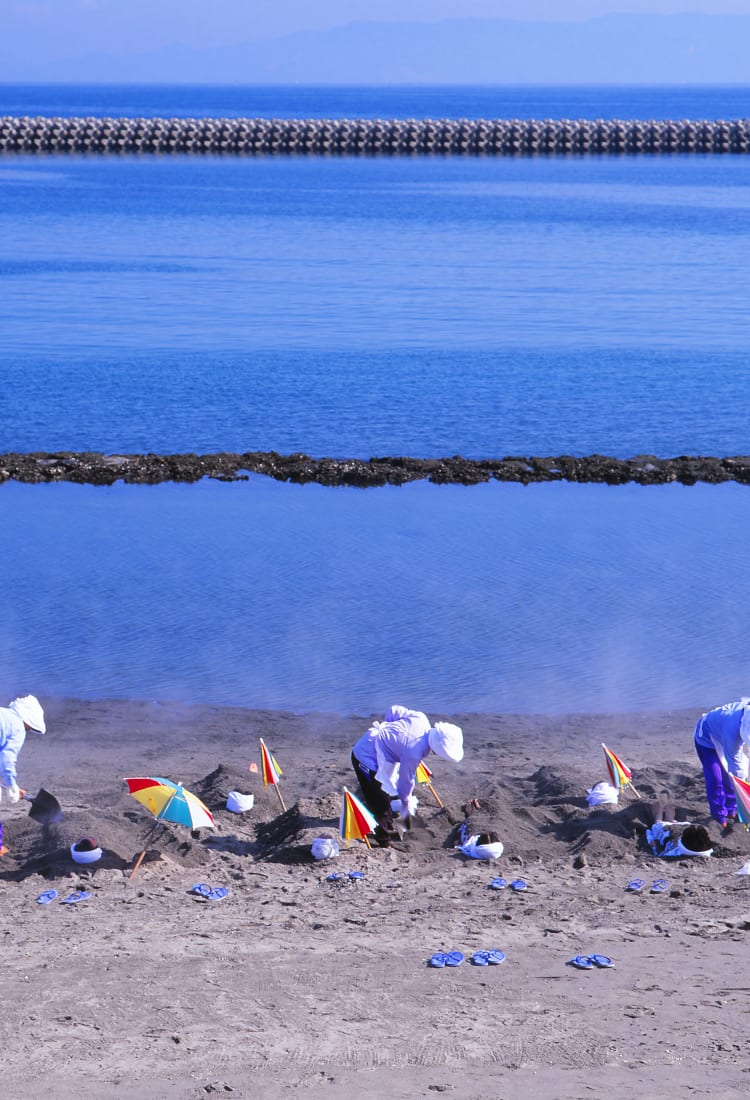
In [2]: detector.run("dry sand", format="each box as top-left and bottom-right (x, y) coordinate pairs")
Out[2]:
(2, 697), (750, 1099)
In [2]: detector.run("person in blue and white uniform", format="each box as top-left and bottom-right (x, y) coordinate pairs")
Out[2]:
(351, 704), (463, 847)
(693, 698), (750, 827)
(0, 695), (46, 854)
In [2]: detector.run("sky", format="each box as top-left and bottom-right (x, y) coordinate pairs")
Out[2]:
(7, 1), (750, 55)
(5, 1), (750, 81)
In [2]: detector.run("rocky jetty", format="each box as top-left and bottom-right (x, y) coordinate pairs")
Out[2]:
(2, 116), (750, 156)
(2, 451), (749, 488)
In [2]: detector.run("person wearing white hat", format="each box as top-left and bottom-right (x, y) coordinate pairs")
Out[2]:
(0, 695), (46, 854)
(351, 704), (464, 847)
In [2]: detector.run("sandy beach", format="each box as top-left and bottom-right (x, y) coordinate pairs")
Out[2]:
(2, 697), (750, 1099)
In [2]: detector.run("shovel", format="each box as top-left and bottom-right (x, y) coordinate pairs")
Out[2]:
(19, 787), (63, 825)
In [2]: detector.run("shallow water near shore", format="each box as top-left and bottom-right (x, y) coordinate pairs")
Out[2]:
(3, 476), (747, 716)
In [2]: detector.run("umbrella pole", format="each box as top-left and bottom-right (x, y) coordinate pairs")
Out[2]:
(628, 783), (641, 799)
(273, 784), (287, 813)
(364, 835), (372, 849)
(129, 820), (163, 879)
(129, 783), (181, 879)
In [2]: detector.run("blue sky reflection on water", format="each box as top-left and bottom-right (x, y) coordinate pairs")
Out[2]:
(2, 476), (746, 716)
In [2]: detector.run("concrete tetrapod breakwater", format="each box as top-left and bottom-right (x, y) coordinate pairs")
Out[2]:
(2, 116), (750, 156)
(2, 453), (750, 488)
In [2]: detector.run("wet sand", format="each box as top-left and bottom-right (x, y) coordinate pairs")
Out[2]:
(2, 697), (749, 1099)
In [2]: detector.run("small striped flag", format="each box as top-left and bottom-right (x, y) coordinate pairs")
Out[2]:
(415, 760), (432, 784)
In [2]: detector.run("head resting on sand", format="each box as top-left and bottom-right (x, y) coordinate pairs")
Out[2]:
(8, 695), (45, 734)
(428, 722), (464, 763)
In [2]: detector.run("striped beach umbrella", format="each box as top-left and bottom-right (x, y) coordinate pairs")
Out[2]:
(259, 738), (286, 811)
(125, 777), (215, 830)
(729, 773), (750, 828)
(340, 787), (377, 848)
(601, 743), (640, 798)
(125, 776), (214, 878)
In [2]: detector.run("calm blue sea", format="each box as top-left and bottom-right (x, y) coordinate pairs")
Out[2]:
(1, 85), (749, 716)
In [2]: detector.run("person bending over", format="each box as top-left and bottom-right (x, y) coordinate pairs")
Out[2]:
(351, 704), (463, 847)
(0, 695), (46, 854)
(693, 697), (750, 827)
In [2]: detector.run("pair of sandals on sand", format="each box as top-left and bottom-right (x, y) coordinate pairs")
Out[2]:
(490, 877), (527, 891)
(189, 884), (229, 901)
(326, 871), (365, 883)
(627, 878), (668, 894)
(567, 954), (615, 970)
(37, 889), (91, 905)
(429, 950), (506, 968)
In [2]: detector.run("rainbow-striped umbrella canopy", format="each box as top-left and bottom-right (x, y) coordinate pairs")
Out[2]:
(125, 777), (215, 830)
(340, 787), (377, 843)
(730, 773), (750, 828)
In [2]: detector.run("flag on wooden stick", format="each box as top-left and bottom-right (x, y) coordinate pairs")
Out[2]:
(415, 760), (444, 808)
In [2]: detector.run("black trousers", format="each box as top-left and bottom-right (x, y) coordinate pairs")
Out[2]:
(351, 751), (394, 844)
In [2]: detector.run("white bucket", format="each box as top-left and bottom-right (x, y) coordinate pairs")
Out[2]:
(70, 840), (103, 864)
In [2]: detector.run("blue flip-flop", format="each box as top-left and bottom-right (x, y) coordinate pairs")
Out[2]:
(651, 879), (669, 893)
(348, 871), (365, 881)
(510, 879), (527, 891)
(589, 954), (614, 968)
(445, 951), (464, 967)
(327, 872), (343, 882)
(60, 890), (91, 905)
(429, 952), (448, 968)
(36, 889), (58, 905)
(207, 886), (229, 900)
(189, 883), (212, 897)
(472, 949), (506, 966)
(567, 955), (594, 969)
(626, 879), (646, 893)
(490, 877), (507, 890)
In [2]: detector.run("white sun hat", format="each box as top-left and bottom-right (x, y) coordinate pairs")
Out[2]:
(8, 695), (46, 734)
(428, 722), (464, 763)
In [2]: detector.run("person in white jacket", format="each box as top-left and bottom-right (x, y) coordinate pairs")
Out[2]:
(694, 698), (750, 826)
(0, 695), (46, 854)
(351, 704), (463, 847)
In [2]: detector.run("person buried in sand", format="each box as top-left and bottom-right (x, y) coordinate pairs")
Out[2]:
(0, 695), (46, 855)
(351, 704), (464, 847)
(693, 697), (750, 828)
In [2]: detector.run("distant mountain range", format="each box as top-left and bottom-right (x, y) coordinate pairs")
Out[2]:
(12, 14), (750, 85)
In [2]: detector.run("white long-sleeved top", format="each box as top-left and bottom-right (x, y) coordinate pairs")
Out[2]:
(694, 698), (749, 777)
(352, 705), (431, 806)
(0, 706), (27, 786)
